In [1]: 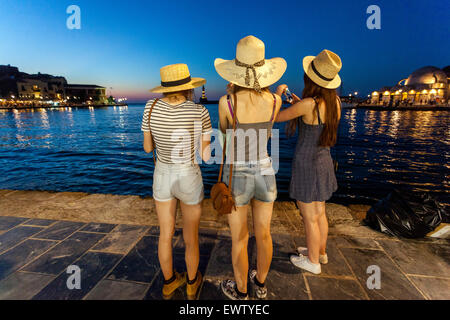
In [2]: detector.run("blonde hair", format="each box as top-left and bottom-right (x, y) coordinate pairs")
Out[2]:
(163, 89), (194, 102)
(230, 85), (271, 104)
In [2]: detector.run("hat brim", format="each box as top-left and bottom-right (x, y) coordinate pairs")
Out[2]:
(303, 56), (341, 89)
(149, 77), (206, 93)
(214, 57), (287, 89)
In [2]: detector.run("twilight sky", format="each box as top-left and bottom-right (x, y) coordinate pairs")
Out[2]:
(0, 0), (448, 102)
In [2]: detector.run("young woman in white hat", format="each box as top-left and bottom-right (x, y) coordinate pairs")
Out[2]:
(141, 63), (212, 299)
(214, 35), (286, 300)
(275, 49), (342, 275)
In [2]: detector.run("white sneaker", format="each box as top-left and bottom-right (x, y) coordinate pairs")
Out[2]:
(296, 246), (328, 264)
(290, 254), (321, 274)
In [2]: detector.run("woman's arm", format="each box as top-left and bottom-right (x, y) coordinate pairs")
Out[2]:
(200, 133), (211, 162)
(218, 95), (229, 133)
(275, 98), (314, 123)
(271, 93), (283, 122)
(143, 131), (154, 153)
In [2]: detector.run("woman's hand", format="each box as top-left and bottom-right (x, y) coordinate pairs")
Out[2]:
(291, 92), (301, 103)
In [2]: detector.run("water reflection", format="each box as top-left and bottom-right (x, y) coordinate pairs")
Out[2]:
(13, 109), (24, 129)
(39, 108), (50, 129)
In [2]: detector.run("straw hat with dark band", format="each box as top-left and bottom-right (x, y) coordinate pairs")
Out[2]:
(303, 50), (342, 89)
(214, 35), (287, 92)
(150, 63), (206, 93)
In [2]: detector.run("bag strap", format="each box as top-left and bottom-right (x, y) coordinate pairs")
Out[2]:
(217, 96), (237, 191)
(269, 93), (277, 122)
(147, 98), (159, 163)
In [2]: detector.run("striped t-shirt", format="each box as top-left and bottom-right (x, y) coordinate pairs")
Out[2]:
(141, 99), (213, 164)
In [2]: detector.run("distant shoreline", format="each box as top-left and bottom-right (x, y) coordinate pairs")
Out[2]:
(346, 104), (450, 111)
(0, 103), (128, 110)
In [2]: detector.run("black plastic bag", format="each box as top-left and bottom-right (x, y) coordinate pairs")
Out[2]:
(364, 189), (443, 238)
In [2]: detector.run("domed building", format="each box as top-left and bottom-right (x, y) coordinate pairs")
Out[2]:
(370, 66), (449, 106)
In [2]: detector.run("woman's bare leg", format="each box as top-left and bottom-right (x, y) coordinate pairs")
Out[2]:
(297, 201), (321, 264)
(228, 205), (249, 293)
(180, 201), (202, 281)
(315, 201), (328, 255)
(155, 199), (177, 280)
(251, 199), (273, 283)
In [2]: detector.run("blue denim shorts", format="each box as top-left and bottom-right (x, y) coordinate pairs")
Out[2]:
(153, 161), (204, 205)
(223, 158), (277, 207)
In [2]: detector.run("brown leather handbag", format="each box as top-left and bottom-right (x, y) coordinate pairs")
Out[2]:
(210, 99), (237, 215)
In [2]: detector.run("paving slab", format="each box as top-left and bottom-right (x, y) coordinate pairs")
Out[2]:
(408, 276), (450, 300)
(306, 275), (367, 300)
(0, 239), (56, 281)
(199, 278), (226, 300)
(108, 236), (160, 283)
(81, 222), (117, 233)
(203, 238), (234, 279)
(22, 232), (106, 274)
(91, 224), (149, 254)
(0, 190), (448, 300)
(271, 233), (296, 260)
(339, 247), (425, 300)
(32, 251), (122, 300)
(0, 272), (55, 300)
(22, 219), (57, 227)
(84, 279), (149, 300)
(332, 236), (382, 249)
(0, 226), (43, 254)
(262, 258), (309, 300)
(377, 239), (450, 277)
(0, 216), (29, 231)
(32, 220), (86, 240)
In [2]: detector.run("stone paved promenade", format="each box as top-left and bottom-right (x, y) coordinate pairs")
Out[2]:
(0, 189), (448, 300)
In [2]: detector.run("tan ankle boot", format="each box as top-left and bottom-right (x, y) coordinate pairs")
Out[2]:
(162, 271), (186, 300)
(186, 271), (203, 300)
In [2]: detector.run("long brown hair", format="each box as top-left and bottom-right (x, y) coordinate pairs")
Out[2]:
(286, 74), (340, 147)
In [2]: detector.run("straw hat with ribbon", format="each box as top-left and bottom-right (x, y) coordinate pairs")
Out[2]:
(303, 50), (342, 89)
(214, 35), (287, 92)
(150, 63), (206, 93)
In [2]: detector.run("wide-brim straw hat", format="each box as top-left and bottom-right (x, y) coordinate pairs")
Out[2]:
(303, 49), (342, 89)
(214, 35), (287, 91)
(150, 63), (206, 93)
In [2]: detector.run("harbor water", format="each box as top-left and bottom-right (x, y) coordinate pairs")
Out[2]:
(0, 104), (448, 207)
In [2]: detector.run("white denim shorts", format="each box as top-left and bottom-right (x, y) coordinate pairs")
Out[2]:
(223, 157), (277, 207)
(152, 161), (204, 205)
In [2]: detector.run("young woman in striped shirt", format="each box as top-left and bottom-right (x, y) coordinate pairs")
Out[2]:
(141, 63), (212, 299)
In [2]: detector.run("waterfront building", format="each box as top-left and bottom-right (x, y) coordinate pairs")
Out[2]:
(0, 64), (106, 105)
(17, 74), (67, 100)
(369, 66), (449, 106)
(65, 84), (107, 104)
